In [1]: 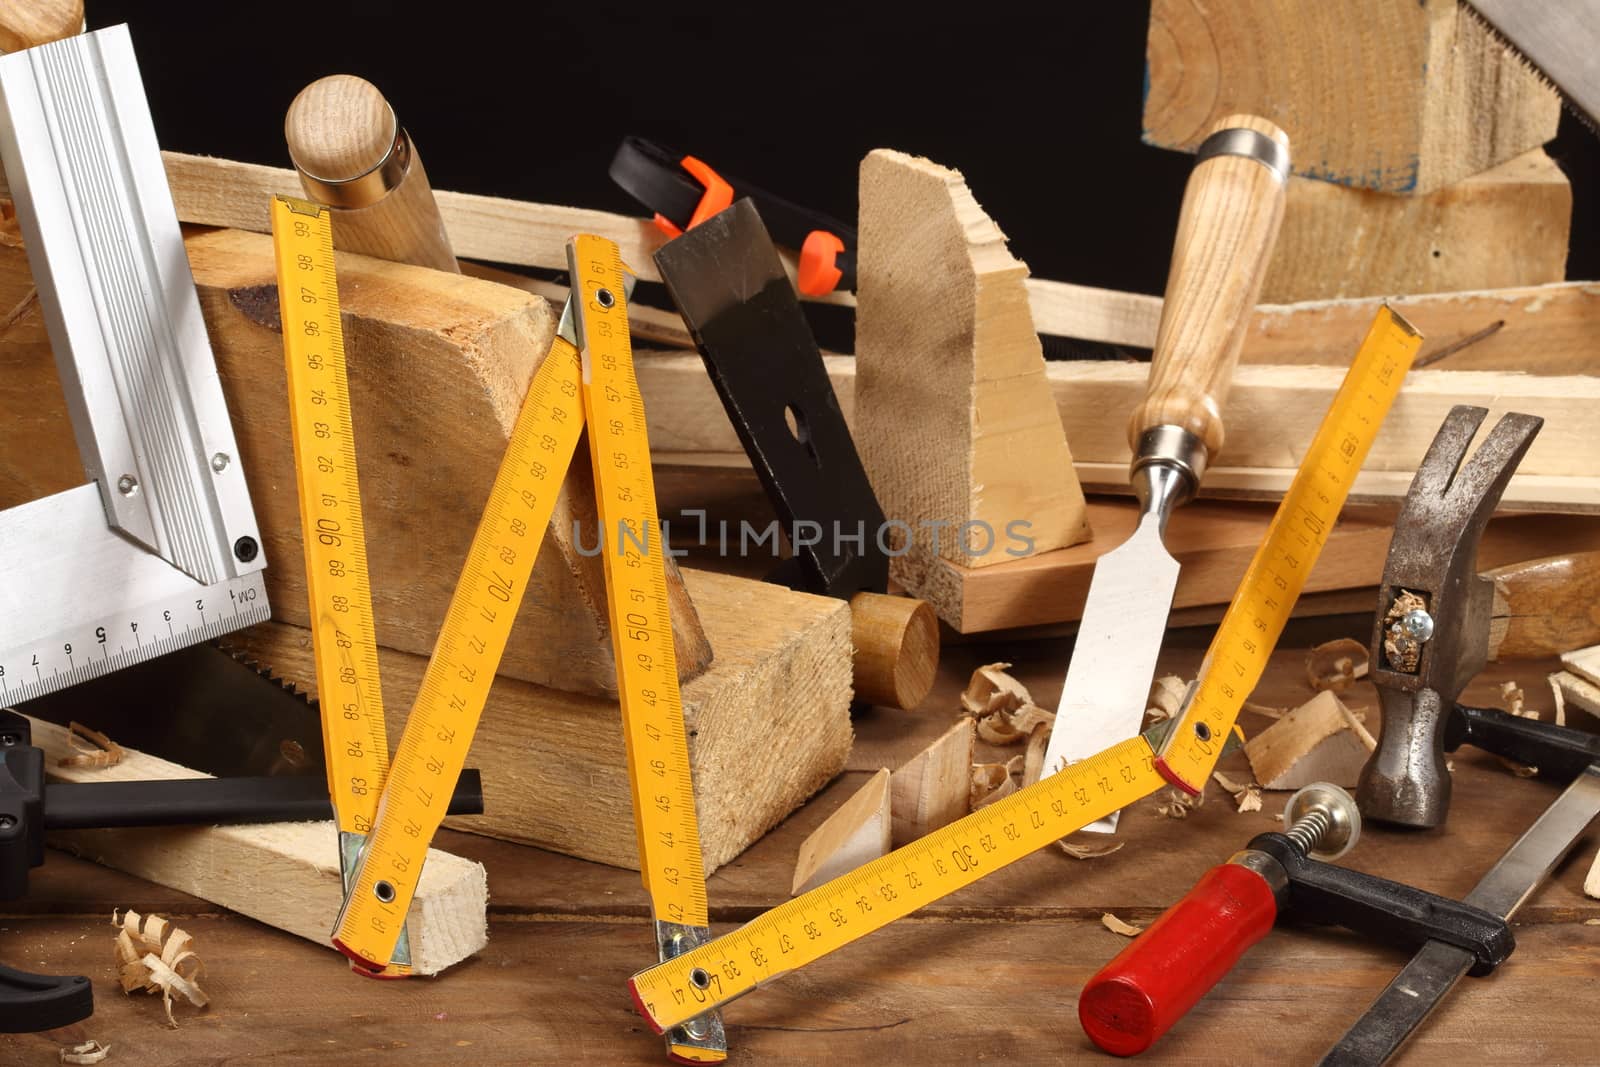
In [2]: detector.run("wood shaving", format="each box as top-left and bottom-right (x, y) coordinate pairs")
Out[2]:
(1144, 675), (1189, 723)
(1382, 590), (1429, 672)
(1550, 674), (1568, 728)
(1585, 918), (1600, 925)
(1212, 771), (1263, 813)
(1022, 724), (1050, 788)
(1155, 786), (1205, 819)
(1306, 638), (1370, 693)
(113, 909), (208, 1026)
(1243, 699), (1289, 719)
(1495, 681), (1539, 778)
(970, 756), (1023, 810)
(58, 722), (123, 769)
(60, 1042), (111, 1065)
(960, 663), (1055, 744)
(1059, 839), (1126, 860)
(1101, 913), (1144, 937)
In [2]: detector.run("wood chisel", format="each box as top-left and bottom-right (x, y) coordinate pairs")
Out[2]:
(1044, 114), (1289, 830)
(625, 306), (1417, 1036)
(1463, 1), (1600, 132)
(0, 24), (269, 705)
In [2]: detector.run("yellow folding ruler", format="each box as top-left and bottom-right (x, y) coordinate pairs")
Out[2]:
(627, 306), (1421, 1035)
(271, 197), (412, 978)
(270, 211), (723, 1061)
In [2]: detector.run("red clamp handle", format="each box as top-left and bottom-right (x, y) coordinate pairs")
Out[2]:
(653, 156), (733, 238)
(1079, 862), (1278, 1056)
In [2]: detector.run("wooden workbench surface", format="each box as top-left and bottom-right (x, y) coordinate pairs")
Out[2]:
(4, 472), (1596, 1064)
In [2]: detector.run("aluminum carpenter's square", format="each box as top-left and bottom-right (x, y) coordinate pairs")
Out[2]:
(1043, 115), (1289, 831)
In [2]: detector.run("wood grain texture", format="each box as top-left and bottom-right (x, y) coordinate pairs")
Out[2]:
(1488, 551), (1600, 660)
(854, 148), (1090, 599)
(285, 75), (459, 272)
(0, 223), (712, 697)
(637, 351), (1600, 512)
(1143, 0), (1561, 194)
(2, 647), (1591, 1066)
(1135, 114), (1287, 456)
(849, 593), (940, 710)
(888, 718), (974, 847)
(29, 716), (488, 975)
(221, 568), (855, 873)
(1263, 148), (1571, 304)
(792, 768), (891, 895)
(0, 0), (80, 52)
(1243, 691), (1373, 789)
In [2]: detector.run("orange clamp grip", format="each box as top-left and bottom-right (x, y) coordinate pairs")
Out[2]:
(654, 156), (734, 238)
(798, 230), (845, 296)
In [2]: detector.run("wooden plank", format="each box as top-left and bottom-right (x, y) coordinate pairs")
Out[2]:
(0, 223), (713, 698)
(30, 716), (487, 975)
(1263, 148), (1571, 304)
(855, 148), (1089, 584)
(221, 568), (855, 875)
(1143, 0), (1560, 194)
(638, 352), (1600, 513)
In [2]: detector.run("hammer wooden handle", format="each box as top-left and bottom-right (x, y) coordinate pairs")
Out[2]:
(285, 75), (458, 273)
(1487, 550), (1600, 660)
(1131, 114), (1289, 461)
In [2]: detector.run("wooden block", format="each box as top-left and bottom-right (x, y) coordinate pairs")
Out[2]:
(792, 770), (892, 896)
(854, 149), (1090, 603)
(222, 568), (855, 874)
(1244, 691), (1374, 790)
(1143, 0), (1560, 194)
(0, 222), (712, 697)
(1262, 149), (1571, 304)
(889, 719), (974, 848)
(0, 1), (81, 53)
(29, 716), (487, 975)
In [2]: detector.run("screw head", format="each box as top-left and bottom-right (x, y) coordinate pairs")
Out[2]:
(211, 452), (230, 472)
(116, 474), (139, 496)
(0, 814), (15, 830)
(1399, 608), (1435, 643)
(1284, 782), (1361, 860)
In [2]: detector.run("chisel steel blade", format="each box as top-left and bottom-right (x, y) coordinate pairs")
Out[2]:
(1321, 765), (1600, 1065)
(1043, 514), (1180, 832)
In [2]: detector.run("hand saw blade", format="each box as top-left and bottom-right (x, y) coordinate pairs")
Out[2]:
(1320, 765), (1600, 1065)
(1463, 0), (1600, 133)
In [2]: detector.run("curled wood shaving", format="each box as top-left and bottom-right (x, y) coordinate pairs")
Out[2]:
(1585, 918), (1600, 926)
(1212, 771), (1263, 813)
(1306, 638), (1370, 693)
(1382, 591), (1429, 672)
(113, 909), (208, 1026)
(1059, 838), (1125, 860)
(1242, 699), (1289, 719)
(1495, 681), (1539, 778)
(1550, 674), (1568, 729)
(1022, 724), (1051, 788)
(970, 756), (1023, 810)
(60, 1042), (111, 1065)
(1144, 675), (1189, 723)
(1102, 912), (1145, 937)
(1154, 786), (1205, 819)
(960, 662), (1056, 744)
(59, 722), (123, 769)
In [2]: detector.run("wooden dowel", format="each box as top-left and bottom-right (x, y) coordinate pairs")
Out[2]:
(284, 74), (458, 272)
(849, 592), (939, 710)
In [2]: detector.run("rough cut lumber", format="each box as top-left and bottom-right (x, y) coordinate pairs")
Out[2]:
(222, 568), (855, 873)
(0, 0), (81, 52)
(29, 716), (488, 975)
(1244, 692), (1374, 790)
(639, 351), (1600, 513)
(792, 770), (892, 896)
(0, 222), (712, 697)
(1143, 0), (1560, 194)
(1262, 149), (1571, 304)
(889, 719), (974, 848)
(854, 149), (1090, 590)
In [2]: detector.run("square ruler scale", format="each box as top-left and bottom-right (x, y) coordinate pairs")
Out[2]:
(0, 24), (268, 704)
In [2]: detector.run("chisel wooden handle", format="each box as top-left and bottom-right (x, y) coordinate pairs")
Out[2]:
(285, 75), (459, 272)
(1487, 549), (1600, 660)
(1131, 115), (1289, 482)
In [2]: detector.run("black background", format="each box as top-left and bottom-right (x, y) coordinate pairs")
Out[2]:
(89, 1), (1596, 295)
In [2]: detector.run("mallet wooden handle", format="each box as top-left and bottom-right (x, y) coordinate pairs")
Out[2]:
(849, 593), (939, 711)
(1487, 550), (1600, 660)
(1131, 114), (1289, 473)
(284, 75), (459, 273)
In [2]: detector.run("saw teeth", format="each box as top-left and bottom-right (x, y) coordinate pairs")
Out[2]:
(1460, 2), (1598, 136)
(217, 642), (312, 703)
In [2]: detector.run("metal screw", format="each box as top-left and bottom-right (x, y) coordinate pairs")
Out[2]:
(116, 474), (138, 496)
(682, 1017), (708, 1040)
(0, 815), (14, 830)
(1398, 608), (1435, 643)
(1282, 782), (1361, 860)
(211, 452), (230, 472)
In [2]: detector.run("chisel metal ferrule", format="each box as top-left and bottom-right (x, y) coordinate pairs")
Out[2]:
(293, 117), (412, 209)
(1196, 126), (1290, 182)
(1130, 424), (1207, 519)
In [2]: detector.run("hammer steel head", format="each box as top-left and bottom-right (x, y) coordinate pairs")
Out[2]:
(1357, 406), (1543, 828)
